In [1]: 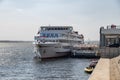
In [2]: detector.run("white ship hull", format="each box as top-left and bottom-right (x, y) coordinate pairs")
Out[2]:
(34, 42), (71, 59)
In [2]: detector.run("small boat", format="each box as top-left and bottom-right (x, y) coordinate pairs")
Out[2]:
(84, 67), (94, 73)
(89, 60), (98, 68)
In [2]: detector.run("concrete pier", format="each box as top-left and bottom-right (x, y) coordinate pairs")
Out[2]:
(110, 56), (120, 80)
(93, 25), (120, 80)
(88, 56), (120, 80)
(88, 58), (110, 80)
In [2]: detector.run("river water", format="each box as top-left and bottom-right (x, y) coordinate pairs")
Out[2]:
(0, 42), (91, 80)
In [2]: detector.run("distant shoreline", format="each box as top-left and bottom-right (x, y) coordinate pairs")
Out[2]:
(0, 40), (33, 43)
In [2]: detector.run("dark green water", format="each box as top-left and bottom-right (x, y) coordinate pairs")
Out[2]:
(0, 42), (91, 80)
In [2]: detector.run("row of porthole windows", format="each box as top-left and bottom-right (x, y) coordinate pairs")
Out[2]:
(38, 40), (81, 43)
(37, 39), (82, 44)
(40, 33), (60, 37)
(42, 27), (72, 30)
(38, 40), (59, 42)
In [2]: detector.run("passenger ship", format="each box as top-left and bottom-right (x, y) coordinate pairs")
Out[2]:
(34, 26), (84, 59)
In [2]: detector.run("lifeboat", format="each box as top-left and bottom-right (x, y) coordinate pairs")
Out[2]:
(84, 67), (94, 73)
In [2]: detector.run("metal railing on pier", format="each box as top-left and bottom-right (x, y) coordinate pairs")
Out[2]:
(99, 47), (120, 58)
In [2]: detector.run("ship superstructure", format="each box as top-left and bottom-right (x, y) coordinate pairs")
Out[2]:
(34, 26), (84, 59)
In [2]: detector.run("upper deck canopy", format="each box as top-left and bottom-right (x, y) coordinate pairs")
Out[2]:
(40, 26), (73, 31)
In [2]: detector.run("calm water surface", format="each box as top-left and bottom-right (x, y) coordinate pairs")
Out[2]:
(0, 42), (91, 80)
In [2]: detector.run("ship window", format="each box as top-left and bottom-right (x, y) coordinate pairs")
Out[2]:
(58, 27), (60, 30)
(46, 34), (49, 37)
(48, 28), (50, 30)
(42, 28), (46, 30)
(63, 46), (71, 49)
(40, 33), (42, 36)
(43, 33), (46, 37)
(55, 34), (58, 37)
(69, 27), (72, 30)
(51, 33), (54, 37)
(52, 28), (54, 30)
(58, 34), (61, 37)
(56, 40), (58, 42)
(51, 28), (54, 30)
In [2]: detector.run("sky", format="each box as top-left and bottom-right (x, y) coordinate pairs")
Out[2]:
(0, 0), (120, 41)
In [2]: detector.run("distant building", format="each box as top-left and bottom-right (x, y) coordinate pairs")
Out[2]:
(100, 24), (120, 47)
